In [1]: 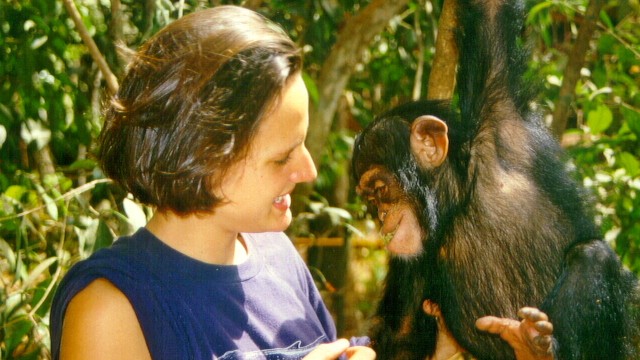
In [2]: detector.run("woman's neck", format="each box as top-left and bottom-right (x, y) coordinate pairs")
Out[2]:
(145, 210), (248, 265)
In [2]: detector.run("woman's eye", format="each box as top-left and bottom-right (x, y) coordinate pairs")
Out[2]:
(275, 154), (292, 165)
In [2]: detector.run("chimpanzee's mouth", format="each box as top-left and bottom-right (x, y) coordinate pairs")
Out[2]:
(380, 221), (400, 245)
(379, 207), (403, 243)
(381, 230), (395, 244)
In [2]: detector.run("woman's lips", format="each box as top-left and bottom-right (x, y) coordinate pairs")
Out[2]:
(273, 194), (291, 211)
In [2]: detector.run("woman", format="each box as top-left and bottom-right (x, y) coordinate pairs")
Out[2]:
(50, 6), (374, 360)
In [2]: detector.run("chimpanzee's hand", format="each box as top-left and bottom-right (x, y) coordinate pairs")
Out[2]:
(476, 307), (554, 360)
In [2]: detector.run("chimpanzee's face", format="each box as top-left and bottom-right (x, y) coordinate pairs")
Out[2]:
(357, 165), (424, 257)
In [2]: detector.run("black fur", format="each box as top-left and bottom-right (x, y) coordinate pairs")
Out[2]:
(352, 1), (640, 359)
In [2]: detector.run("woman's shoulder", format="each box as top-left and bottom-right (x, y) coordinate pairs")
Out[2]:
(50, 231), (160, 358)
(60, 278), (151, 359)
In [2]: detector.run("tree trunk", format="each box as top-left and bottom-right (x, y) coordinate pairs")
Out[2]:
(550, 0), (604, 138)
(412, 4), (425, 101)
(307, 0), (411, 164)
(426, 0), (458, 100)
(34, 145), (56, 180)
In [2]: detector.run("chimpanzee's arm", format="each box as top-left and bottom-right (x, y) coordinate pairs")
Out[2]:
(541, 241), (640, 360)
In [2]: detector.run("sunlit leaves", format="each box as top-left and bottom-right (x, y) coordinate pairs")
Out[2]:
(587, 104), (613, 134)
(622, 107), (640, 137)
(0, 176), (122, 358)
(123, 195), (147, 231)
(528, 0), (640, 274)
(617, 152), (640, 177)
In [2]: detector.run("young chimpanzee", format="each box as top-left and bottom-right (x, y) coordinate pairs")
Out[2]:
(352, 0), (640, 359)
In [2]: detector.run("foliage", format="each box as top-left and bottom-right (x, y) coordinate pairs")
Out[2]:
(527, 0), (640, 272)
(0, 0), (638, 357)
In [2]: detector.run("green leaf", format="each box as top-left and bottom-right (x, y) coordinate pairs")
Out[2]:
(3, 316), (33, 354)
(587, 105), (613, 134)
(68, 158), (97, 170)
(599, 10), (614, 29)
(0, 237), (16, 269)
(42, 193), (58, 220)
(94, 219), (114, 252)
(30, 278), (55, 317)
(302, 71), (319, 104)
(123, 196), (147, 230)
(622, 107), (640, 137)
(527, 1), (553, 23)
(4, 185), (27, 201)
(22, 256), (57, 290)
(617, 152), (640, 177)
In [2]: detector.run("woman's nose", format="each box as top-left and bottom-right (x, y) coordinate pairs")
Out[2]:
(291, 146), (317, 183)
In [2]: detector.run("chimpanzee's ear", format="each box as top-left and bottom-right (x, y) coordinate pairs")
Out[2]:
(410, 115), (449, 169)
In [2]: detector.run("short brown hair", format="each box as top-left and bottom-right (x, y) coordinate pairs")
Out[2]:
(99, 6), (302, 214)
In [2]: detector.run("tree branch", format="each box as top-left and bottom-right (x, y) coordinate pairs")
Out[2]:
(550, 0), (604, 138)
(412, 4), (425, 101)
(242, 0), (263, 10)
(110, 0), (123, 45)
(426, 0), (458, 100)
(62, 0), (119, 95)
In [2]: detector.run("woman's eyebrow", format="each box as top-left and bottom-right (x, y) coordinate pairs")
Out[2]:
(278, 138), (304, 156)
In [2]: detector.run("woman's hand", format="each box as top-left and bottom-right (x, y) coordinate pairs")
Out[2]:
(303, 339), (376, 360)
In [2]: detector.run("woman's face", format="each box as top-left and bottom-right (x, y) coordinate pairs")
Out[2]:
(213, 74), (317, 234)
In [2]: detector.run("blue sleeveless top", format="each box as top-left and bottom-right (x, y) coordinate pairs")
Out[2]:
(50, 228), (352, 359)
